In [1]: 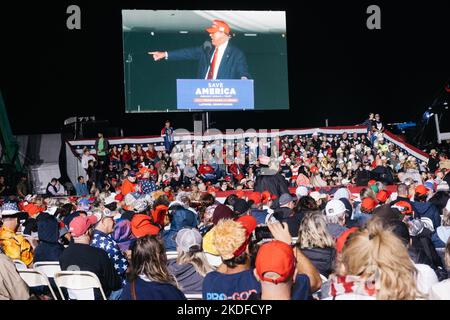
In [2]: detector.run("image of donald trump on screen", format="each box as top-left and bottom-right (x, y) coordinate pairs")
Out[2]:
(148, 19), (251, 80)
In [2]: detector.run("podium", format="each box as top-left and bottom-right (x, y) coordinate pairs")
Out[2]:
(177, 79), (254, 110)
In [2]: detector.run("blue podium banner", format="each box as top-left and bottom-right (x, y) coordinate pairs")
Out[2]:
(177, 79), (254, 110)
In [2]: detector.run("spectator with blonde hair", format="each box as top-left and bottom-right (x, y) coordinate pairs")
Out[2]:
(296, 211), (336, 278)
(324, 219), (423, 300)
(168, 228), (213, 295)
(202, 216), (259, 300)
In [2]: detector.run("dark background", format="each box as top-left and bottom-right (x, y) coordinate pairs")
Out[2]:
(0, 0), (448, 143)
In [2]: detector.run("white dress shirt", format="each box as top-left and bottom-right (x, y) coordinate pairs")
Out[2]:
(205, 40), (229, 79)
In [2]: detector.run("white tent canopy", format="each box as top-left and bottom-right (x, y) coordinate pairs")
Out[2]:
(122, 10), (286, 34)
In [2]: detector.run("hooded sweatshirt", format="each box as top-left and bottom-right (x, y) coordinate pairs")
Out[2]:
(432, 226), (450, 248)
(34, 215), (65, 262)
(167, 259), (205, 294)
(163, 203), (198, 251)
(411, 202), (441, 232)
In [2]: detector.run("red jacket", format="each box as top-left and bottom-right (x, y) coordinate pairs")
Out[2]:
(146, 149), (157, 160)
(121, 179), (136, 196)
(199, 164), (214, 175)
(229, 163), (244, 181)
(121, 150), (132, 163)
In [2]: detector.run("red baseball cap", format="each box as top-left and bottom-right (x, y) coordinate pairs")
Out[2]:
(206, 20), (230, 35)
(261, 191), (272, 204)
(415, 185), (429, 196)
(361, 197), (378, 212)
(376, 190), (390, 203)
(247, 192), (262, 205)
(232, 215), (257, 257)
(336, 227), (359, 253)
(131, 214), (160, 238)
(256, 240), (295, 284)
(69, 215), (98, 237)
(391, 201), (413, 215)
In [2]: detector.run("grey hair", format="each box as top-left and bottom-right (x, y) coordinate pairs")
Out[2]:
(176, 250), (213, 277)
(325, 211), (346, 225)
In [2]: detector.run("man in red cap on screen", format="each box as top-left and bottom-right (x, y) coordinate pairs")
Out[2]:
(148, 19), (250, 80)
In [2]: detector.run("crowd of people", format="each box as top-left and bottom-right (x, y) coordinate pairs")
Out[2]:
(1, 115), (450, 300)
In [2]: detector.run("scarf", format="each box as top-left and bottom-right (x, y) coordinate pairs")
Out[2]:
(329, 275), (377, 298)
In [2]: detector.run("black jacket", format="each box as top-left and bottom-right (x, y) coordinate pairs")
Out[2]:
(427, 157), (439, 173)
(371, 166), (394, 185)
(254, 168), (289, 197)
(34, 215), (64, 262)
(59, 243), (122, 299)
(301, 247), (336, 278)
(168, 42), (251, 79)
(273, 207), (302, 237)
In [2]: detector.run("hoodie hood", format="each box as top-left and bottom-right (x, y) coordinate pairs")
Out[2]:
(37, 215), (60, 243)
(411, 201), (441, 230)
(412, 201), (434, 215)
(170, 207), (198, 232)
(273, 206), (293, 221)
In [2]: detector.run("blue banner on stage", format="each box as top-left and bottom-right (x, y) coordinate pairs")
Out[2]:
(177, 79), (254, 110)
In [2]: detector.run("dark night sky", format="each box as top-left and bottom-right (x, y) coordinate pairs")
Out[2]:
(0, 0), (448, 139)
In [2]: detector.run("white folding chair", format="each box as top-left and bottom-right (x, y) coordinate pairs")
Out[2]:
(13, 259), (28, 270)
(18, 269), (58, 300)
(185, 293), (203, 300)
(166, 251), (179, 260)
(54, 271), (107, 300)
(34, 261), (61, 278)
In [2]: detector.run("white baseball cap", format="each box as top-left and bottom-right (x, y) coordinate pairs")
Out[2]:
(296, 186), (309, 198)
(437, 181), (449, 192)
(325, 199), (347, 217)
(310, 191), (326, 202)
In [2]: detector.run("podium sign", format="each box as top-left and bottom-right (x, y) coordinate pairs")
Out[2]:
(177, 79), (254, 110)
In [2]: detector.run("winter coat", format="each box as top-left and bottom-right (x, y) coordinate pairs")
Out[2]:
(301, 247), (336, 278)
(163, 204), (198, 251)
(411, 202), (441, 231)
(34, 215), (64, 262)
(254, 168), (289, 197)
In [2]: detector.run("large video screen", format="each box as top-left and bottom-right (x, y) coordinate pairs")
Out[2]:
(122, 10), (289, 112)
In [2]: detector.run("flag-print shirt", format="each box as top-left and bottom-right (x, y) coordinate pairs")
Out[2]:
(91, 230), (128, 286)
(138, 178), (158, 194)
